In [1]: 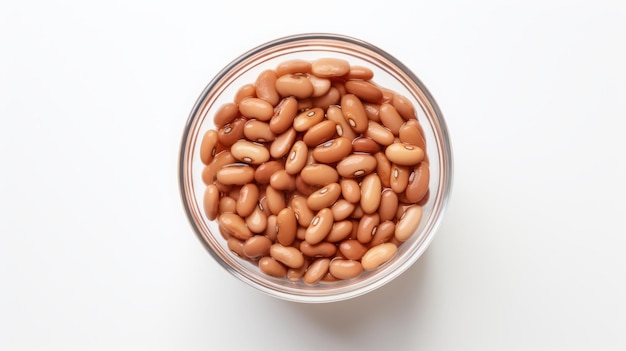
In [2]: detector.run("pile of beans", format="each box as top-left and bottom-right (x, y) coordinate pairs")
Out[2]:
(200, 58), (429, 284)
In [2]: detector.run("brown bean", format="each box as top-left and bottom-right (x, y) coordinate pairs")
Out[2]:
(307, 183), (341, 211)
(293, 107), (324, 132)
(258, 256), (287, 278)
(239, 97), (274, 121)
(265, 186), (286, 216)
(363, 103), (381, 122)
(390, 164), (410, 193)
(385, 143), (424, 166)
(361, 243), (397, 270)
(200, 130), (219, 165)
(370, 220), (395, 247)
(270, 127), (296, 158)
(298, 98), (313, 111)
(269, 97), (298, 134)
(311, 58), (350, 77)
(312, 137), (352, 164)
(352, 137), (381, 154)
(300, 164), (339, 186)
(360, 173), (382, 214)
(245, 204), (267, 233)
(300, 241), (337, 258)
(392, 94), (417, 120)
(303, 258), (330, 285)
(395, 205), (423, 241)
(336, 154), (377, 178)
(303, 120), (337, 147)
(356, 213), (380, 244)
(282, 141), (307, 175)
(379, 189), (399, 222)
(203, 184), (220, 221)
(340, 179), (361, 203)
(276, 207), (297, 246)
(373, 152), (392, 188)
(346, 65), (374, 80)
(216, 164), (255, 185)
(287, 260), (309, 282)
(275, 74), (313, 99)
(329, 259), (363, 280)
(254, 160), (284, 184)
(331, 199), (355, 221)
(365, 121), (394, 146)
(236, 184), (259, 217)
(213, 102), (239, 128)
(218, 196), (236, 214)
(307, 74), (331, 97)
(255, 70), (280, 106)
(345, 80), (383, 103)
(234, 84), (256, 105)
(341, 94), (368, 133)
(295, 175), (319, 196)
(312, 86), (341, 109)
(339, 240), (368, 261)
(305, 208), (334, 244)
(405, 162), (429, 203)
(218, 213), (253, 240)
(276, 59), (311, 76)
(269, 170), (296, 191)
(227, 237), (246, 258)
(217, 117), (246, 147)
(243, 120), (275, 142)
(399, 119), (426, 151)
(265, 215), (278, 241)
(215, 181), (232, 194)
(231, 140), (270, 165)
(326, 220), (354, 242)
(270, 244), (304, 269)
(290, 195), (314, 227)
(380, 88), (394, 103)
(327, 105), (357, 141)
(243, 235), (272, 259)
(379, 103), (405, 135)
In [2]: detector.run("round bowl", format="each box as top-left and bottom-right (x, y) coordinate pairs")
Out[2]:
(179, 33), (453, 303)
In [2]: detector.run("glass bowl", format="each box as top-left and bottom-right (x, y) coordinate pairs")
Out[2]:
(178, 33), (453, 303)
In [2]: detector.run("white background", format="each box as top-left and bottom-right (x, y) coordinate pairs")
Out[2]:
(2, 0), (625, 350)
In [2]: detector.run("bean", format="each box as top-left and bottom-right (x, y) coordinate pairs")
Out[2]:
(276, 59), (311, 76)
(365, 121), (394, 146)
(346, 65), (374, 80)
(300, 241), (337, 258)
(352, 137), (381, 154)
(345, 80), (383, 103)
(325, 220), (354, 242)
(275, 74), (313, 99)
(269, 170), (296, 191)
(308, 74), (331, 97)
(340, 179), (361, 203)
(329, 259), (363, 280)
(239, 97), (274, 121)
(305, 208), (334, 244)
(405, 162), (429, 203)
(200, 130), (219, 165)
(269, 97), (298, 134)
(300, 164), (339, 186)
(255, 70), (280, 106)
(293, 107), (324, 132)
(219, 213), (253, 240)
(341, 94), (368, 133)
(331, 199), (355, 221)
(236, 184), (259, 217)
(379, 189), (399, 222)
(312, 137), (352, 164)
(385, 143), (424, 166)
(303, 120), (337, 147)
(276, 208), (297, 246)
(203, 184), (220, 221)
(303, 258), (330, 285)
(295, 175), (319, 196)
(361, 243), (398, 270)
(213, 102), (239, 128)
(390, 164), (410, 193)
(216, 164), (255, 185)
(360, 173), (382, 214)
(285, 141), (308, 175)
(370, 220), (396, 247)
(234, 83), (256, 105)
(392, 94), (417, 120)
(356, 213), (380, 244)
(327, 105), (357, 141)
(231, 140), (270, 165)
(312, 86), (341, 109)
(258, 256), (287, 278)
(265, 215), (278, 241)
(339, 239), (368, 261)
(270, 127), (297, 159)
(227, 237), (246, 258)
(336, 154), (377, 178)
(217, 117), (246, 147)
(290, 195), (315, 227)
(265, 186), (285, 216)
(311, 58), (350, 77)
(244, 120), (275, 142)
(245, 204), (267, 233)
(395, 205), (423, 241)
(254, 160), (284, 184)
(307, 183), (341, 211)
(374, 152), (392, 188)
(379, 103), (405, 135)
(287, 260), (309, 281)
(363, 103), (381, 122)
(243, 235), (272, 259)
(399, 119), (427, 151)
(270, 244), (304, 269)
(219, 196), (236, 214)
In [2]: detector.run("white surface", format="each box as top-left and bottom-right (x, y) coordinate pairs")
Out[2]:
(2, 0), (625, 350)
